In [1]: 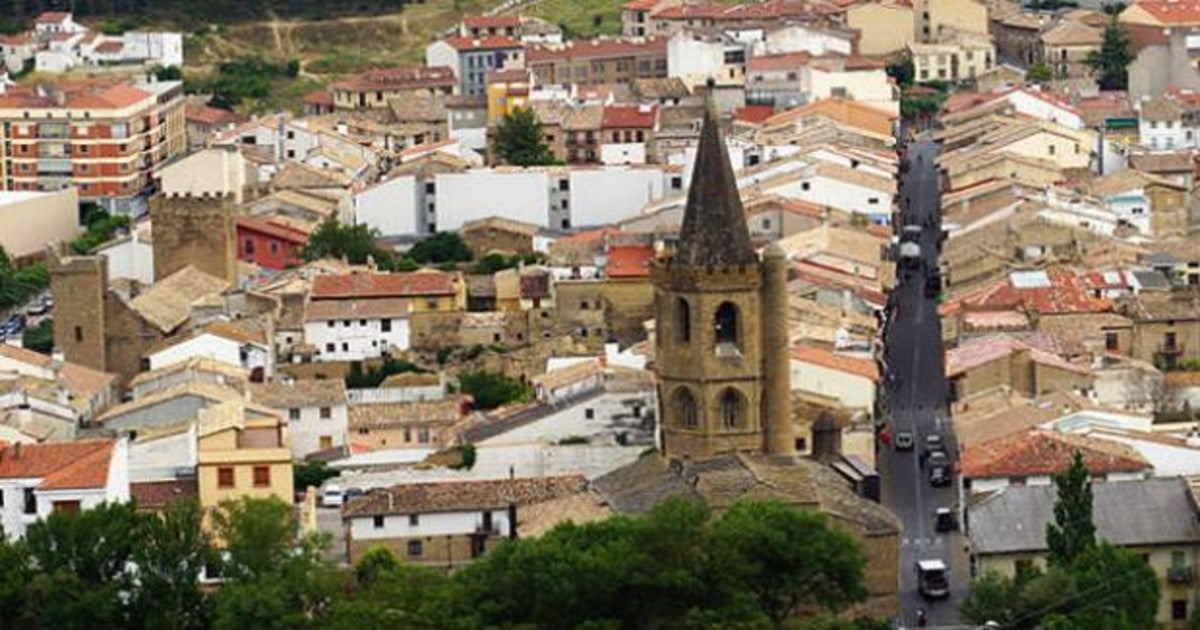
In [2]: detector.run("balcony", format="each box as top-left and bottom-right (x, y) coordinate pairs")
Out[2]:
(1168, 565), (1194, 584)
(1156, 342), (1185, 356)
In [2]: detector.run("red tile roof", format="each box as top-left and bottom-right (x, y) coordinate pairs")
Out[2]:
(623, 0), (662, 10)
(945, 335), (1091, 377)
(94, 40), (124, 54)
(311, 271), (458, 299)
(463, 15), (521, 28)
(526, 37), (667, 63)
(1134, 0), (1200, 25)
(733, 105), (777, 124)
(0, 440), (115, 490)
(303, 91), (334, 106)
(130, 478), (198, 511)
(791, 343), (878, 379)
(747, 51), (811, 72)
(966, 269), (1111, 315)
(35, 11), (72, 23)
(330, 66), (457, 92)
(441, 35), (523, 51)
(185, 104), (241, 126)
(959, 430), (1149, 478)
(606, 244), (655, 277)
(602, 103), (658, 128)
(236, 216), (310, 244)
(0, 79), (153, 110)
(653, 0), (822, 20)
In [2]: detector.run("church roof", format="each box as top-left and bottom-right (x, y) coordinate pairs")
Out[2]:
(674, 90), (758, 268)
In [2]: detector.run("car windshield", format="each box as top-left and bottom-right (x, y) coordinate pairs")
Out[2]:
(928, 452), (948, 465)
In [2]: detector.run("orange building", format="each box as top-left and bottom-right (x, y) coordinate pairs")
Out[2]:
(0, 77), (186, 213)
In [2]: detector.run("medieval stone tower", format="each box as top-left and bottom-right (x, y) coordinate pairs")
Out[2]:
(652, 95), (794, 461)
(150, 192), (237, 283)
(48, 245), (109, 373)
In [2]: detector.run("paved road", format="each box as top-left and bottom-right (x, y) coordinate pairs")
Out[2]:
(879, 136), (970, 627)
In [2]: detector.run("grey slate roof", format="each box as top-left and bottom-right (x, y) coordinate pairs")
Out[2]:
(1132, 270), (1172, 291)
(969, 478), (1200, 555)
(674, 93), (759, 268)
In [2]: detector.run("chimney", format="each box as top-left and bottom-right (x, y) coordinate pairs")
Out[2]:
(13, 442), (20, 459)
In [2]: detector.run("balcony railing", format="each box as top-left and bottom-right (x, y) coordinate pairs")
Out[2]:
(1156, 343), (1185, 356)
(1168, 565), (1194, 584)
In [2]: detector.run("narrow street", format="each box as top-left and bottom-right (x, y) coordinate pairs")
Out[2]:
(878, 135), (970, 627)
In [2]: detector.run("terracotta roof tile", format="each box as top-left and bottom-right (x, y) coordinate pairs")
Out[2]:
(348, 396), (468, 430)
(0, 440), (114, 490)
(791, 343), (878, 379)
(130, 478), (198, 510)
(236, 215), (310, 244)
(250, 379), (348, 409)
(606, 244), (655, 277)
(185, 104), (241, 126)
(959, 429), (1149, 478)
(526, 37), (666, 63)
(441, 35), (522, 51)
(330, 66), (456, 92)
(965, 268), (1110, 315)
(747, 51), (811, 72)
(602, 103), (658, 128)
(945, 334), (1091, 377)
(344, 474), (588, 516)
(1133, 0), (1200, 25)
(0, 79), (153, 110)
(310, 271), (459, 299)
(35, 11), (72, 23)
(303, 91), (334, 106)
(733, 105), (776, 124)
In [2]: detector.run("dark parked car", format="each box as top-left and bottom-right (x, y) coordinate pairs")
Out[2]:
(934, 507), (957, 533)
(928, 451), (951, 487)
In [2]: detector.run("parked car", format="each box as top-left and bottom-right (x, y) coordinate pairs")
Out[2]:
(895, 431), (915, 451)
(934, 507), (957, 533)
(924, 434), (945, 457)
(916, 559), (950, 599)
(320, 485), (344, 508)
(928, 451), (951, 487)
(26, 301), (47, 316)
(343, 488), (365, 503)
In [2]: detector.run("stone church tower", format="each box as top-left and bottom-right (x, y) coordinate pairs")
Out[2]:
(652, 96), (794, 461)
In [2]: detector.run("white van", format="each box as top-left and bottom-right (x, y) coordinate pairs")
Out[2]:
(320, 485), (344, 507)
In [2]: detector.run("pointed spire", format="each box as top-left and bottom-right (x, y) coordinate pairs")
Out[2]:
(675, 80), (757, 268)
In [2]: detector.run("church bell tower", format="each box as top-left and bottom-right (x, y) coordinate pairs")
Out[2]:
(652, 89), (794, 461)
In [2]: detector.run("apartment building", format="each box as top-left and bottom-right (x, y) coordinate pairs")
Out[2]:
(425, 36), (525, 97)
(0, 77), (186, 214)
(525, 38), (668, 86)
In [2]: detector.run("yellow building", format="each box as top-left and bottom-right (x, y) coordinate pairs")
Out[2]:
(916, 0), (989, 41)
(196, 401), (294, 525)
(846, 1), (916, 57)
(910, 29), (996, 82)
(486, 68), (532, 126)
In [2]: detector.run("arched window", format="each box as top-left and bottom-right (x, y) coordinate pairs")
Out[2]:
(674, 387), (698, 428)
(677, 297), (691, 343)
(714, 302), (739, 345)
(720, 389), (743, 429)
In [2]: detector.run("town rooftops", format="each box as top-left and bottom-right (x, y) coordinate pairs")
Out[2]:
(250, 379), (348, 409)
(602, 103), (658, 128)
(343, 474), (588, 517)
(525, 37), (666, 63)
(1127, 0), (1200, 26)
(965, 268), (1110, 315)
(605, 244), (655, 277)
(129, 266), (231, 333)
(0, 78), (163, 110)
(0, 439), (115, 490)
(791, 343), (878, 380)
(959, 429), (1149, 479)
(764, 98), (897, 139)
(1128, 151), (1195, 173)
(0, 343), (116, 400)
(733, 105), (776, 124)
(348, 396), (467, 430)
(310, 271), (459, 299)
(126, 356), (248, 389)
(35, 11), (73, 23)
(330, 66), (457, 92)
(440, 35), (523, 51)
(945, 335), (1091, 377)
(185, 104), (241, 126)
(747, 51), (811, 72)
(236, 215), (310, 244)
(304, 297), (412, 322)
(970, 477), (1200, 555)
(1040, 20), (1102, 45)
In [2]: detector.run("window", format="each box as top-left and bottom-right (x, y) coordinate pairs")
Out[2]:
(243, 238), (256, 254)
(373, 515), (385, 529)
(801, 181), (810, 191)
(218, 467), (235, 489)
(253, 466), (270, 487)
(1048, 144), (1056, 156)
(714, 302), (739, 345)
(325, 343), (335, 352)
(341, 342), (349, 351)
(24, 488), (36, 514)
(418, 427), (430, 443)
(319, 407), (332, 419)
(407, 540), (423, 557)
(381, 319), (392, 332)
(327, 321), (335, 328)
(1173, 600), (1188, 621)
(720, 388), (743, 429)
(289, 408), (301, 421)
(52, 500), (81, 515)
(868, 197), (879, 205)
(270, 242), (279, 254)
(1105, 332), (1119, 352)
(404, 427), (413, 442)
(409, 514), (419, 526)
(359, 319), (367, 326)
(74, 326), (83, 343)
(676, 298), (691, 343)
(319, 436), (333, 450)
(675, 388), (698, 428)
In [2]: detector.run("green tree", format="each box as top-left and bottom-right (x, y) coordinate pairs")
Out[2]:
(1086, 19), (1133, 90)
(494, 107), (559, 166)
(1028, 61), (1053, 83)
(211, 497), (298, 580)
(0, 531), (33, 628)
(129, 500), (215, 630)
(1046, 450), (1096, 566)
(710, 500), (867, 623)
(23, 502), (143, 629)
(155, 65), (184, 81)
(458, 371), (533, 410)
(407, 231), (473, 264)
(302, 218), (393, 267)
(1063, 543), (1158, 628)
(22, 317), (52, 353)
(294, 460), (340, 492)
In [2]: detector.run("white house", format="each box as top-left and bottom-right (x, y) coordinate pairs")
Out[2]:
(250, 380), (349, 458)
(804, 62), (898, 116)
(667, 34), (746, 87)
(127, 423), (198, 482)
(303, 302), (412, 362)
(756, 24), (854, 57)
(790, 344), (878, 412)
(354, 176), (422, 236)
(769, 161), (895, 223)
(94, 220), (154, 285)
(531, 358), (604, 404)
(146, 323), (272, 379)
(0, 439), (130, 539)
(959, 430), (1150, 496)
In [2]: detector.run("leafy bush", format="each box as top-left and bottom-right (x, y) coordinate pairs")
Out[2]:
(344, 358), (426, 389)
(293, 461), (340, 492)
(22, 319), (53, 354)
(407, 232), (473, 264)
(458, 371), (532, 410)
(71, 211), (130, 255)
